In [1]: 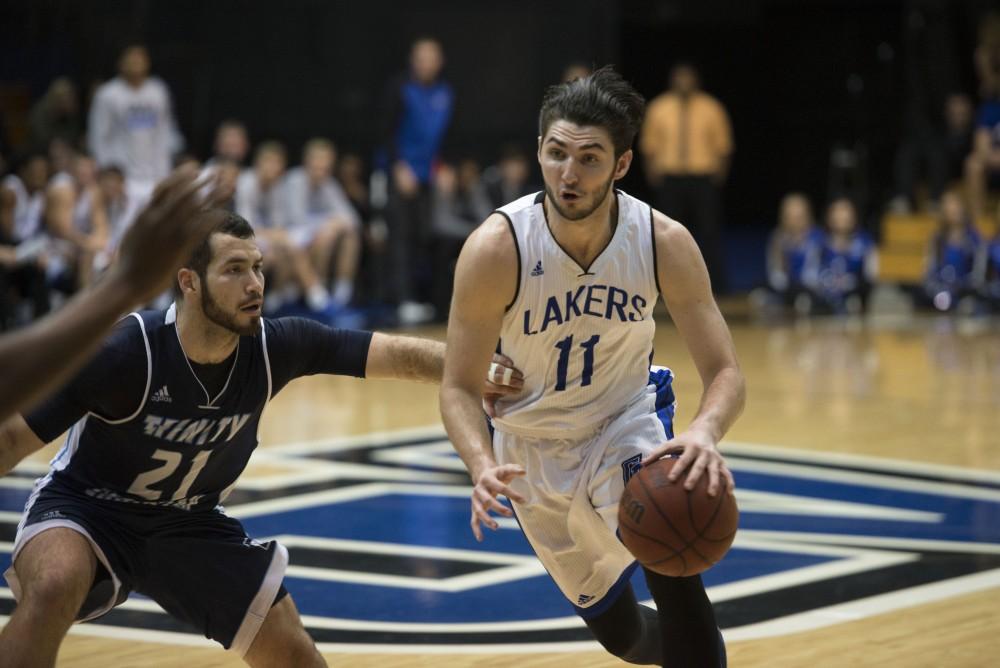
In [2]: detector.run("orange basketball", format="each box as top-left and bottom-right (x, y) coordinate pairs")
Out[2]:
(618, 457), (738, 576)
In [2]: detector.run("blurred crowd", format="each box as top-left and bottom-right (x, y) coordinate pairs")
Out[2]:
(754, 10), (1000, 318)
(0, 39), (542, 331)
(8, 15), (1000, 333)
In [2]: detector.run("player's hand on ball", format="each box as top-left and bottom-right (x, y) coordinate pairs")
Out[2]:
(482, 353), (524, 418)
(470, 462), (526, 542)
(642, 430), (734, 498)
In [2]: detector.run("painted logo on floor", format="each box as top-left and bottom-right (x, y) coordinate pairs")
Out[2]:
(2, 429), (1000, 651)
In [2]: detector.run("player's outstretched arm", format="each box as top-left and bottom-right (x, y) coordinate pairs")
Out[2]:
(0, 167), (219, 422)
(364, 334), (524, 402)
(0, 415), (46, 477)
(440, 215), (526, 542)
(643, 211), (746, 496)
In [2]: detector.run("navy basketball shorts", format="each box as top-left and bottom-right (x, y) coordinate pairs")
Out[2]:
(3, 478), (289, 656)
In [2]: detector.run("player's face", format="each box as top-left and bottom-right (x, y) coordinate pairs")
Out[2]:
(539, 120), (628, 222)
(201, 234), (265, 336)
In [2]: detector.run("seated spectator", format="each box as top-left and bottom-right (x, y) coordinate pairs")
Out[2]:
(236, 141), (332, 316)
(336, 152), (389, 305)
(0, 153), (52, 325)
(208, 119), (250, 167)
(483, 144), (535, 209)
(802, 198), (878, 315)
(979, 226), (1000, 312)
(97, 165), (141, 263)
(44, 151), (109, 289)
(285, 138), (361, 307)
(751, 192), (822, 315)
(28, 77), (81, 152)
(921, 190), (981, 312)
(430, 159), (492, 317)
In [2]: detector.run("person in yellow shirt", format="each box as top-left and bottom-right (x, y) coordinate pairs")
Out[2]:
(641, 63), (732, 291)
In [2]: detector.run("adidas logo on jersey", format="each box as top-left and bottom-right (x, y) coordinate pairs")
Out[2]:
(151, 385), (172, 403)
(577, 594), (594, 605)
(530, 261), (544, 277)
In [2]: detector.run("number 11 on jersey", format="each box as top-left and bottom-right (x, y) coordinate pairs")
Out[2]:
(554, 334), (601, 391)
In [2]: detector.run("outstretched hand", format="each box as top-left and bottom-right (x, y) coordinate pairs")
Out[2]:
(111, 165), (223, 303)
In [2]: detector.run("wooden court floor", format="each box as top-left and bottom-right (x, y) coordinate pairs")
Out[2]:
(4, 314), (1000, 667)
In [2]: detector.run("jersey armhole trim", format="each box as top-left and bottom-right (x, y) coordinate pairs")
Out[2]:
(495, 210), (521, 312)
(261, 319), (273, 401)
(88, 312), (151, 425)
(650, 206), (664, 298)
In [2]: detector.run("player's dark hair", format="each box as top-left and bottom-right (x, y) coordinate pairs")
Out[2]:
(538, 65), (645, 158)
(185, 210), (255, 284)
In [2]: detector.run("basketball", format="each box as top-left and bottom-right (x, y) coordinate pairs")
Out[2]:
(618, 457), (738, 577)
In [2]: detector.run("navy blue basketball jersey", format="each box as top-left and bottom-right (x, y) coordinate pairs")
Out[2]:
(24, 305), (372, 512)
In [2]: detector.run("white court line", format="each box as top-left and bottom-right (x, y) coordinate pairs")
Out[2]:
(725, 455), (1000, 502)
(723, 567), (1000, 642)
(724, 441), (1000, 485)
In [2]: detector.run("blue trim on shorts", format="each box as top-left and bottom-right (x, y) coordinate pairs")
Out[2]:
(650, 368), (676, 439)
(573, 560), (640, 619)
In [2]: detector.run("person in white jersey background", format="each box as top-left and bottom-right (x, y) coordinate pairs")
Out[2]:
(440, 67), (745, 667)
(88, 44), (184, 204)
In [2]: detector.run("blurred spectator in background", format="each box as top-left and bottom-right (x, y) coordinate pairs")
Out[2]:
(87, 44), (184, 204)
(1, 153), (52, 326)
(377, 36), (453, 324)
(237, 140), (332, 316)
(964, 89), (1000, 218)
(97, 165), (140, 261)
(641, 62), (732, 291)
(430, 158), (492, 317)
(483, 144), (535, 209)
(237, 141), (290, 229)
(211, 158), (241, 212)
(975, 12), (1000, 99)
(561, 62), (592, 83)
(28, 78), (81, 152)
(979, 217), (1000, 311)
(336, 152), (387, 306)
(207, 119), (250, 167)
(43, 152), (109, 289)
(802, 198), (878, 315)
(943, 94), (975, 182)
(887, 0), (963, 215)
(286, 137), (360, 308)
(751, 193), (822, 315)
(921, 190), (981, 312)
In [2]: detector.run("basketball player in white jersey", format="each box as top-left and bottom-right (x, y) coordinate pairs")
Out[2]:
(440, 67), (745, 666)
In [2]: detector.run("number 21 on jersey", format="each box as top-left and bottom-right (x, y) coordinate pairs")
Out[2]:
(553, 334), (600, 391)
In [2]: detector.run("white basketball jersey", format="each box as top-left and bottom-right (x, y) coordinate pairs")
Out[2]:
(492, 190), (660, 439)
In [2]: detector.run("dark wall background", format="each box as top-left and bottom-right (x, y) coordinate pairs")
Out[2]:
(1, 0), (997, 287)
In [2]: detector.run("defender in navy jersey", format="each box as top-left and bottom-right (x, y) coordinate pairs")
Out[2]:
(0, 211), (521, 667)
(441, 68), (745, 667)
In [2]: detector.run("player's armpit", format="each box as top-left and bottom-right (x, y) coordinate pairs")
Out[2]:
(0, 414), (46, 477)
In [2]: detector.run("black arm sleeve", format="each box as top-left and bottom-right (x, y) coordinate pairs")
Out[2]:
(265, 317), (374, 397)
(23, 316), (149, 443)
